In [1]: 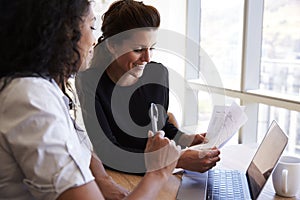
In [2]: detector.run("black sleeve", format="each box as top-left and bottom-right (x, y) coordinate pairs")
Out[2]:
(157, 64), (185, 145)
(163, 120), (185, 145)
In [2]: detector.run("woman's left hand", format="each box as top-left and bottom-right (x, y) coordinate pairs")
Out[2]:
(178, 133), (208, 147)
(190, 133), (208, 146)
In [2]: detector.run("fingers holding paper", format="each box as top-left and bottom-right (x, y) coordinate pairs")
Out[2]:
(190, 133), (208, 146)
(146, 131), (220, 173)
(178, 132), (208, 147)
(145, 130), (181, 174)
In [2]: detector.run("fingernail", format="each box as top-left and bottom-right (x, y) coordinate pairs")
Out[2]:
(148, 130), (154, 137)
(158, 131), (165, 137)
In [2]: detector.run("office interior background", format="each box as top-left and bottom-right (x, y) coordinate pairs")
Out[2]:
(92, 0), (300, 156)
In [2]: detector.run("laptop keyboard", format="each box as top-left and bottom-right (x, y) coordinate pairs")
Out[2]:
(207, 169), (246, 200)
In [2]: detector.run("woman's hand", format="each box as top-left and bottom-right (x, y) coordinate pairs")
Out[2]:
(177, 147), (220, 173)
(145, 131), (181, 178)
(178, 133), (208, 147)
(125, 131), (181, 200)
(190, 133), (208, 146)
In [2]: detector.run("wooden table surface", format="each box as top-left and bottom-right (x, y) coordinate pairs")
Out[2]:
(106, 144), (300, 199)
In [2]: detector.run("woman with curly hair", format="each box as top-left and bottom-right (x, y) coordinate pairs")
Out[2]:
(0, 0), (180, 199)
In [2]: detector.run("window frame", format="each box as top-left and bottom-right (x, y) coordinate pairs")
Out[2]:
(185, 0), (300, 144)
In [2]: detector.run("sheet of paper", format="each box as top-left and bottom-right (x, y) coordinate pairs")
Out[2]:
(190, 102), (248, 150)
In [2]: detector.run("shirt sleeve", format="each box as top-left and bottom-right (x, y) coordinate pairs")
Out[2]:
(1, 78), (94, 200)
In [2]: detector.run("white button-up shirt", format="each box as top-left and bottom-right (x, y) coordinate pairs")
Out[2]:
(0, 77), (94, 200)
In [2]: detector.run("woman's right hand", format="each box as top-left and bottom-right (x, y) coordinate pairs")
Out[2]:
(177, 147), (220, 173)
(124, 131), (181, 200)
(144, 131), (181, 179)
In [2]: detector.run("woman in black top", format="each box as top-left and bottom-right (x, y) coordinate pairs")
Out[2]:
(96, 61), (181, 151)
(76, 0), (220, 174)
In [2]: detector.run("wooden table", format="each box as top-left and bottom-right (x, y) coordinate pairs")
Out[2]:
(106, 144), (300, 199)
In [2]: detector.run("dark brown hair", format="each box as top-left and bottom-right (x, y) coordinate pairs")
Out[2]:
(89, 0), (160, 69)
(99, 0), (160, 44)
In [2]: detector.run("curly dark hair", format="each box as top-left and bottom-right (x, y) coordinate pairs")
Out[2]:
(0, 0), (91, 91)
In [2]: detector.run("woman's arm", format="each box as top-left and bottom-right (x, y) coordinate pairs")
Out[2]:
(166, 112), (207, 147)
(124, 172), (169, 200)
(167, 112), (179, 128)
(89, 152), (129, 200)
(61, 132), (179, 200)
(88, 131), (180, 200)
(125, 131), (180, 200)
(57, 181), (104, 200)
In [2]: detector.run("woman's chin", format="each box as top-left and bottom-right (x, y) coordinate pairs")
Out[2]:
(79, 63), (91, 72)
(130, 68), (145, 78)
(131, 71), (144, 79)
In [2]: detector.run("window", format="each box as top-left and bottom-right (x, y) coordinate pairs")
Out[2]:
(187, 0), (300, 156)
(200, 0), (244, 90)
(258, 0), (300, 155)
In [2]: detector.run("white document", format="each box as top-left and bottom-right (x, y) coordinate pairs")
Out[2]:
(190, 102), (248, 150)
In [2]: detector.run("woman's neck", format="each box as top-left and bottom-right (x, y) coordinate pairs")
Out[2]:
(106, 63), (122, 83)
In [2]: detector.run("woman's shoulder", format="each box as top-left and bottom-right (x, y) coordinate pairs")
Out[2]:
(146, 61), (166, 68)
(0, 77), (62, 109)
(145, 61), (168, 74)
(140, 62), (169, 86)
(3, 77), (55, 96)
(0, 76), (63, 119)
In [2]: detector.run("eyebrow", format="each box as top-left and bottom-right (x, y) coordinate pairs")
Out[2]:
(133, 43), (157, 48)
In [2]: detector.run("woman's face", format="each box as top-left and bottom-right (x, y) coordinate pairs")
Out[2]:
(109, 29), (157, 80)
(78, 6), (97, 71)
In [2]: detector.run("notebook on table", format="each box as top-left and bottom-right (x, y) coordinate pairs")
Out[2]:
(177, 120), (288, 200)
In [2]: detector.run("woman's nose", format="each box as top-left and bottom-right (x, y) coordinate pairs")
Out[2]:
(141, 49), (151, 62)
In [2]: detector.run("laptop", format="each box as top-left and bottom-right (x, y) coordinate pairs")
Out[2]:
(176, 120), (288, 200)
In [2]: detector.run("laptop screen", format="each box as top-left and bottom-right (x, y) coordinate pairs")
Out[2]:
(246, 121), (288, 199)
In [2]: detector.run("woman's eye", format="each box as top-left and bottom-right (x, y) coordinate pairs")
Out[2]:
(133, 48), (155, 53)
(133, 49), (143, 53)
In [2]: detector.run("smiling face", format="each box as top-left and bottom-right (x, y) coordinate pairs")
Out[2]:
(78, 6), (97, 71)
(106, 29), (158, 85)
